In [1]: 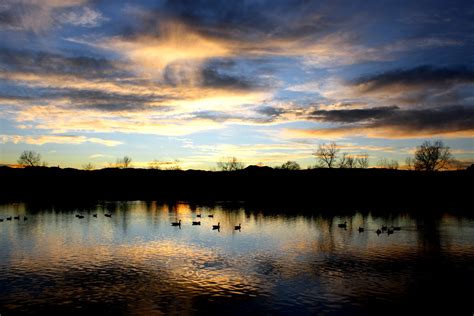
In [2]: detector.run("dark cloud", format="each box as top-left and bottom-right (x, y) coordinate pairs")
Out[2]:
(0, 84), (174, 112)
(309, 106), (399, 123)
(371, 105), (474, 133)
(121, 0), (342, 44)
(163, 58), (268, 90)
(191, 109), (279, 123)
(161, 0), (332, 40)
(353, 65), (474, 92)
(57, 90), (171, 112)
(255, 106), (286, 117)
(0, 49), (125, 78)
(0, 10), (16, 28)
(200, 63), (253, 90)
(307, 105), (474, 135)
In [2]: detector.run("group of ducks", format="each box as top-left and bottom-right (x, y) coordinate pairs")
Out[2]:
(338, 222), (401, 236)
(0, 215), (27, 222)
(75, 213), (112, 219)
(171, 213), (242, 231)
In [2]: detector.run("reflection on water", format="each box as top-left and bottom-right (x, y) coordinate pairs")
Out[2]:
(0, 201), (473, 315)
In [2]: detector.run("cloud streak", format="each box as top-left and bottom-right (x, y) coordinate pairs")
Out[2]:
(286, 105), (474, 139)
(1, 134), (122, 146)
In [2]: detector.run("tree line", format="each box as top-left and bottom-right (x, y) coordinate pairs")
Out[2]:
(16, 140), (459, 172)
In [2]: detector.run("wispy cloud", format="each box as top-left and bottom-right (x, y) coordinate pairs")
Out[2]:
(1, 134), (122, 146)
(57, 7), (107, 27)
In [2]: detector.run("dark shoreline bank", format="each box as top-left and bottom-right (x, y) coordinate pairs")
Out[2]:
(1, 166), (471, 210)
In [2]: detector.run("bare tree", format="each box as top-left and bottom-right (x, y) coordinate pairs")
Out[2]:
(405, 157), (414, 170)
(278, 161), (301, 170)
(217, 157), (245, 171)
(148, 159), (162, 170)
(18, 150), (42, 167)
(82, 163), (95, 170)
(115, 156), (132, 168)
(165, 159), (182, 170)
(413, 140), (452, 172)
(314, 142), (339, 168)
(339, 153), (356, 168)
(378, 158), (399, 170)
(356, 153), (369, 168)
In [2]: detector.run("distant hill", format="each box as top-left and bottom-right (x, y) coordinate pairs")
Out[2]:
(0, 166), (471, 209)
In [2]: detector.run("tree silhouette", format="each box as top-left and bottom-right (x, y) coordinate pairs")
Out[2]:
(217, 157), (244, 171)
(339, 153), (356, 168)
(356, 153), (369, 168)
(82, 163), (95, 170)
(18, 150), (42, 167)
(414, 140), (452, 172)
(378, 158), (399, 169)
(314, 142), (339, 168)
(116, 156), (132, 168)
(278, 161), (301, 170)
(405, 157), (415, 170)
(148, 159), (162, 170)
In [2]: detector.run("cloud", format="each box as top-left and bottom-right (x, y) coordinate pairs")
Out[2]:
(285, 105), (474, 139)
(352, 65), (474, 92)
(89, 153), (111, 159)
(199, 62), (253, 91)
(0, 0), (88, 32)
(311, 65), (474, 108)
(0, 134), (123, 146)
(102, 21), (231, 77)
(0, 48), (124, 79)
(308, 106), (400, 123)
(57, 7), (107, 27)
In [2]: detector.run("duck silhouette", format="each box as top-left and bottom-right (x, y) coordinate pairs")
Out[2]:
(171, 219), (181, 226)
(338, 221), (347, 229)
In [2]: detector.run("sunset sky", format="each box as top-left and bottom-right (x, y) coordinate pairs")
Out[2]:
(0, 0), (473, 169)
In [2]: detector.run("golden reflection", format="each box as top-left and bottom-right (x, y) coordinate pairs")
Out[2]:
(2, 202), (472, 306)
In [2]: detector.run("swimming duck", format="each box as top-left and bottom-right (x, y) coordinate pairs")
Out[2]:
(171, 219), (181, 226)
(338, 221), (347, 228)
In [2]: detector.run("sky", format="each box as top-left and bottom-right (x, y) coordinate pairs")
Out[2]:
(0, 0), (473, 169)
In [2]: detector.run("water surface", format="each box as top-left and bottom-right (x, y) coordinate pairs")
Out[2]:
(1, 201), (473, 315)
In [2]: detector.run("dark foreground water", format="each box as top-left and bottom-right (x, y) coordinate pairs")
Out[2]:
(0, 201), (473, 315)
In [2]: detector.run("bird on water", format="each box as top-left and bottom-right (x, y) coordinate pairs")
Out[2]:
(338, 221), (347, 228)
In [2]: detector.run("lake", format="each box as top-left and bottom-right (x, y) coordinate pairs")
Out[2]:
(0, 201), (473, 315)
